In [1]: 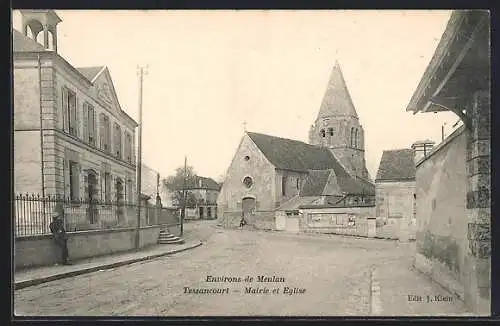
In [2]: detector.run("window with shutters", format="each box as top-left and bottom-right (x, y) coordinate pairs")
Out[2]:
(114, 123), (122, 159)
(69, 160), (79, 201)
(100, 114), (111, 153)
(124, 132), (132, 163)
(83, 102), (96, 146)
(62, 87), (78, 136)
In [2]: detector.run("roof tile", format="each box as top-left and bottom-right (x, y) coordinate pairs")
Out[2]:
(376, 149), (416, 181)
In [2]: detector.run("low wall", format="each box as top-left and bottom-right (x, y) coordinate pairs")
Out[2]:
(301, 208), (414, 240)
(14, 223), (178, 270)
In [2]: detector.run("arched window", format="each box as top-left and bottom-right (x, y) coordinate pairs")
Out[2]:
(350, 128), (354, 147)
(328, 128), (334, 136)
(354, 129), (358, 148)
(320, 129), (326, 138)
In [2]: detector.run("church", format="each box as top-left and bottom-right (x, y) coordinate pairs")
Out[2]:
(217, 61), (376, 230)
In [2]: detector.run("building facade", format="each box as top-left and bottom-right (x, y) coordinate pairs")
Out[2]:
(13, 11), (138, 228)
(405, 10), (490, 314)
(185, 176), (220, 219)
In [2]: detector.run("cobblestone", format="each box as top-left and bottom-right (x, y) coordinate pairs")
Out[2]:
(14, 221), (470, 316)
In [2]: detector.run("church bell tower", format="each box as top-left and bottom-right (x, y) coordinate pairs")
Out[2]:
(309, 61), (370, 180)
(20, 10), (62, 52)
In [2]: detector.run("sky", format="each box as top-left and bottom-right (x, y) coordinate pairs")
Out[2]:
(12, 10), (460, 182)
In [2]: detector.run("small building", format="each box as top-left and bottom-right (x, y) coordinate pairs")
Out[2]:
(405, 10), (490, 314)
(184, 176), (221, 220)
(374, 145), (431, 240)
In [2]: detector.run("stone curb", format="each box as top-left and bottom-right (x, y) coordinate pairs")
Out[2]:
(15, 241), (203, 291)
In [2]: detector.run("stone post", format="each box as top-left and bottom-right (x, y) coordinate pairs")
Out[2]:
(464, 90), (490, 315)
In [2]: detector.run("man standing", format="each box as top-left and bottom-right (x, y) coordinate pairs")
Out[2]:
(49, 211), (70, 265)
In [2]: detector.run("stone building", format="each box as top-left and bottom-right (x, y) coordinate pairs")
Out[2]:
(184, 176), (220, 220)
(405, 10), (490, 314)
(217, 61), (375, 229)
(375, 145), (428, 241)
(13, 11), (138, 226)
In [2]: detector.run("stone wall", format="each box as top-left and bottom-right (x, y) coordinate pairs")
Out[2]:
(413, 127), (469, 302)
(375, 180), (416, 219)
(14, 224), (168, 270)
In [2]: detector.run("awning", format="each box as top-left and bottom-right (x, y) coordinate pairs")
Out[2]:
(405, 10), (490, 120)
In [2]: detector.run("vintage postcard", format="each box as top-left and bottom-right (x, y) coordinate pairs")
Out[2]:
(12, 9), (491, 318)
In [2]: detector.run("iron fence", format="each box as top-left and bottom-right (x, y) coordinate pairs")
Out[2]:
(14, 193), (179, 237)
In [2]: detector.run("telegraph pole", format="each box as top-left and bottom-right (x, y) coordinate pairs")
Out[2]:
(180, 156), (187, 236)
(135, 65), (148, 250)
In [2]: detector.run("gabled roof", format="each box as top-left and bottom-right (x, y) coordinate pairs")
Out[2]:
(376, 149), (416, 182)
(247, 132), (338, 172)
(12, 29), (45, 52)
(76, 66), (105, 83)
(317, 61), (358, 119)
(187, 176), (221, 191)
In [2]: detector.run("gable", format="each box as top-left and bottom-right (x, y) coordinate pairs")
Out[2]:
(91, 67), (123, 113)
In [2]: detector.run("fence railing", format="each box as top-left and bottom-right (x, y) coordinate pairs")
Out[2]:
(14, 194), (179, 237)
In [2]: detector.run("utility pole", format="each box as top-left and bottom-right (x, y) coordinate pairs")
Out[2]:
(180, 156), (187, 236)
(135, 65), (148, 250)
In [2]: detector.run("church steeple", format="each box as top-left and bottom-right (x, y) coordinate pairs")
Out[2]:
(308, 60), (370, 180)
(317, 60), (358, 119)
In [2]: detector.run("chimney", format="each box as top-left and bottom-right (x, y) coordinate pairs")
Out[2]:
(411, 140), (436, 164)
(199, 179), (202, 188)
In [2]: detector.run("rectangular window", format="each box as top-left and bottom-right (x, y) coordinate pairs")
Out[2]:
(88, 104), (95, 145)
(124, 132), (132, 163)
(69, 160), (79, 201)
(281, 175), (287, 196)
(114, 123), (122, 159)
(63, 88), (78, 136)
(100, 114), (111, 153)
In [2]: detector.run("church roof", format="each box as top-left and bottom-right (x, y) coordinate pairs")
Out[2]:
(300, 170), (332, 196)
(12, 29), (45, 52)
(376, 149), (416, 182)
(317, 61), (358, 119)
(247, 132), (338, 172)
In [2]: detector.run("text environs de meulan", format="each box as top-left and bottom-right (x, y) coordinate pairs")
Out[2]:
(206, 275), (285, 283)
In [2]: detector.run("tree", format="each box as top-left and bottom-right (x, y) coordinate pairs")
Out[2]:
(162, 165), (198, 208)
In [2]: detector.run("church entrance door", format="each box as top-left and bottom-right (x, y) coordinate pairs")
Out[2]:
(241, 197), (256, 224)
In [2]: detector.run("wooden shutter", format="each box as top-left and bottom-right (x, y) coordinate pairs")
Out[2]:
(61, 88), (69, 132)
(89, 107), (95, 145)
(82, 103), (89, 143)
(99, 114), (105, 149)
